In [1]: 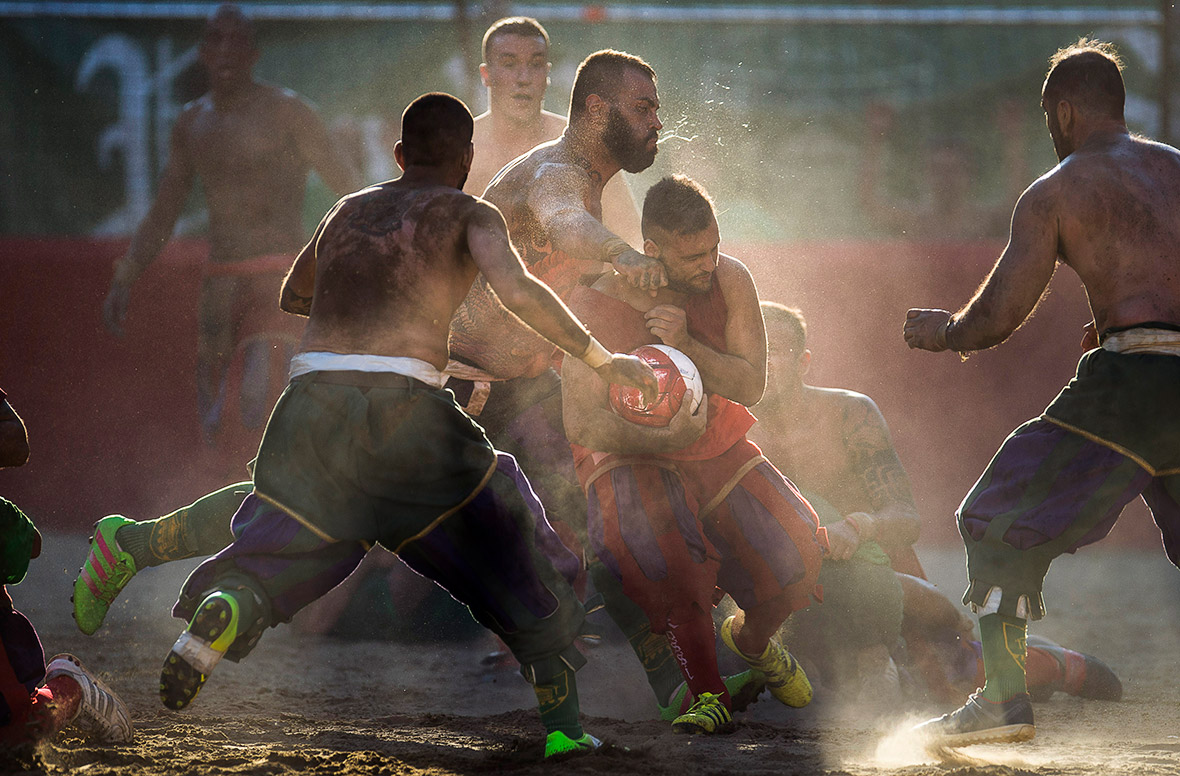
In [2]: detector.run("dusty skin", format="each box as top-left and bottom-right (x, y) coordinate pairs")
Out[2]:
(11, 536), (1179, 776)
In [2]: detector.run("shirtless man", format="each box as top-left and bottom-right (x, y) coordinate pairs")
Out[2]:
(70, 47), (651, 646)
(446, 49), (710, 711)
(102, 4), (359, 439)
(467, 17), (640, 244)
(751, 302), (920, 706)
(754, 304), (1121, 711)
(156, 93), (655, 759)
(563, 175), (825, 735)
(905, 39), (1180, 746)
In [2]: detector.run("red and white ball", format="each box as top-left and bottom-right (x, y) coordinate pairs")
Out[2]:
(608, 344), (704, 427)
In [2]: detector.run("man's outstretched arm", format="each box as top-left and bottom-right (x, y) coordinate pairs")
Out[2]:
(904, 180), (1059, 353)
(104, 116), (197, 335)
(280, 199), (345, 316)
(468, 200), (658, 399)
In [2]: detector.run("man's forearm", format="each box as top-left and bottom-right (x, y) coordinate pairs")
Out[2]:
(548, 208), (631, 265)
(850, 504), (921, 551)
(943, 305), (1015, 353)
(500, 273), (592, 358)
(115, 211), (180, 286)
(676, 336), (764, 407)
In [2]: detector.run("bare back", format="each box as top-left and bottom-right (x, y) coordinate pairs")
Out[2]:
(1049, 134), (1180, 331)
(299, 182), (485, 367)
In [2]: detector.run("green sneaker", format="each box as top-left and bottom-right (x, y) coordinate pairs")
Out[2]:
(672, 691), (734, 734)
(658, 669), (766, 721)
(720, 615), (812, 708)
(73, 515), (138, 635)
(160, 590), (242, 711)
(544, 730), (602, 758)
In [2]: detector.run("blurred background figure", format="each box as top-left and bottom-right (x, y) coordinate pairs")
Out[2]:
(101, 3), (359, 443)
(859, 99), (1027, 239)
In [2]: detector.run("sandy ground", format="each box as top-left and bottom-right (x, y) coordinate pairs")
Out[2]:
(7, 536), (1180, 775)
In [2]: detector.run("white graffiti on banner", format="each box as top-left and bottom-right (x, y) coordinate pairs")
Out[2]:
(76, 35), (196, 236)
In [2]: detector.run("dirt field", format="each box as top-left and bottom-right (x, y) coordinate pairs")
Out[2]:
(8, 535), (1180, 776)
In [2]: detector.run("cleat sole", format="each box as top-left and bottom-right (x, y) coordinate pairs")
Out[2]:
(933, 723), (1036, 749)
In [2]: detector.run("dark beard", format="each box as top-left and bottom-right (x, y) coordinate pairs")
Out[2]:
(665, 272), (713, 296)
(604, 107), (657, 173)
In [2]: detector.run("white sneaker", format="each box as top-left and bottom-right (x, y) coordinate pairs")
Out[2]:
(44, 653), (133, 743)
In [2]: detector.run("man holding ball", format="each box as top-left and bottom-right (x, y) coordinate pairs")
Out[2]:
(562, 174), (826, 735)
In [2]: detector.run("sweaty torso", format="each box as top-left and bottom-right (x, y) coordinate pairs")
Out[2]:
(465, 111), (567, 197)
(182, 84), (313, 263)
(751, 387), (876, 516)
(449, 139), (609, 378)
(1051, 134), (1180, 332)
(299, 183), (481, 367)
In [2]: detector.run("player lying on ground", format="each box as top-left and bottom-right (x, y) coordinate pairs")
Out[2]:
(2, 399), (131, 758)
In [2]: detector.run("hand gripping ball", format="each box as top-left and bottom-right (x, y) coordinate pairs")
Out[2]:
(608, 344), (704, 427)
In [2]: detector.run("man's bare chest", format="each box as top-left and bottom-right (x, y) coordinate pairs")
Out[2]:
(187, 112), (298, 176)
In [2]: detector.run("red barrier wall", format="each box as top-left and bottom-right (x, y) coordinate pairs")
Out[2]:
(0, 238), (1162, 550)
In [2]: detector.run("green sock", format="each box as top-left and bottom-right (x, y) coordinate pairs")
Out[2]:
(115, 482), (249, 568)
(533, 668), (583, 739)
(978, 612), (1028, 703)
(589, 561), (682, 705)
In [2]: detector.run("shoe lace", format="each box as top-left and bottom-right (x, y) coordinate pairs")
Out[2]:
(686, 691), (724, 713)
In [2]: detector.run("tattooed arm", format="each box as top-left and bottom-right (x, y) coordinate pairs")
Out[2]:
(528, 161), (666, 294)
(824, 393), (921, 560)
(844, 394), (921, 549)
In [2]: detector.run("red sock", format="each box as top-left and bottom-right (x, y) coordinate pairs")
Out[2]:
(665, 609), (729, 709)
(1025, 645), (1063, 690)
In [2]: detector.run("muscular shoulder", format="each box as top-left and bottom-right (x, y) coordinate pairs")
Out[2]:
(540, 110), (568, 136)
(826, 389), (892, 443)
(716, 253), (756, 291)
(803, 386), (878, 426)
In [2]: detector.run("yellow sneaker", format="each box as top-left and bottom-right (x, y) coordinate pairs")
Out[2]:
(672, 692), (734, 734)
(719, 615), (812, 708)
